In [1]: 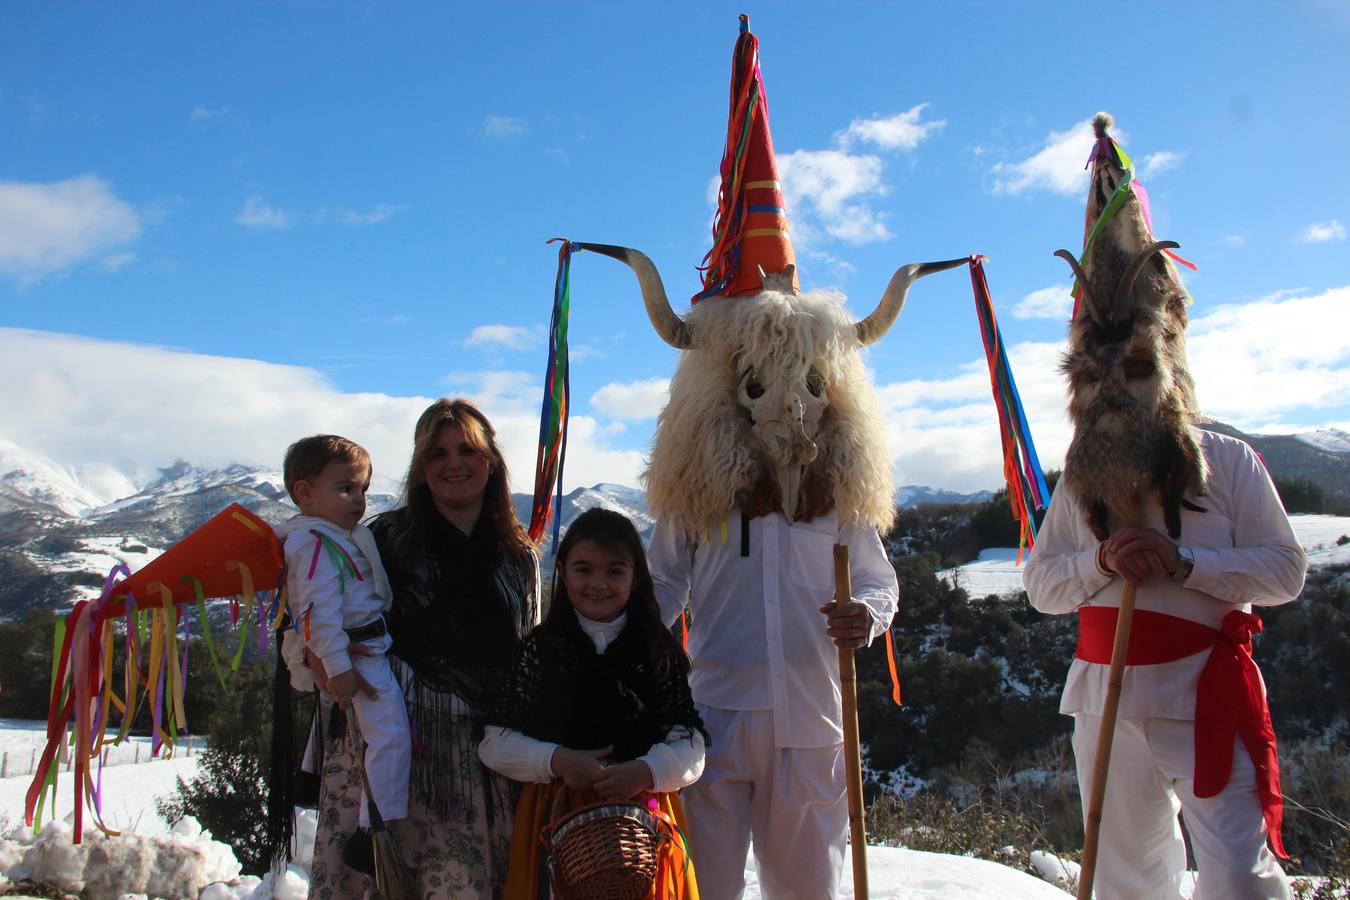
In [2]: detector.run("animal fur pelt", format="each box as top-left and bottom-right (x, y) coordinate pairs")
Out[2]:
(1059, 113), (1207, 540)
(642, 288), (895, 533)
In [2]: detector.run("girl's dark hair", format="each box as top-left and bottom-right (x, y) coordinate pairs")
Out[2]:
(547, 508), (689, 679)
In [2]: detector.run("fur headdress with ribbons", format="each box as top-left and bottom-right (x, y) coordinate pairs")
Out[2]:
(1053, 113), (1206, 540)
(529, 17), (967, 538)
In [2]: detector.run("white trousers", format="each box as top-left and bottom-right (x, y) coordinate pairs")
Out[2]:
(682, 706), (846, 900)
(1072, 713), (1289, 900)
(349, 645), (411, 825)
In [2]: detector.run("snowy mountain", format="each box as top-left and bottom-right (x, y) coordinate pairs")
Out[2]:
(1294, 427), (1350, 455)
(0, 445), (651, 617)
(895, 484), (994, 507)
(1205, 421), (1350, 506)
(1, 419), (1345, 617)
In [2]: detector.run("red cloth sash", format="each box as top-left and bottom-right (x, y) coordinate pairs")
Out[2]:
(1076, 606), (1286, 858)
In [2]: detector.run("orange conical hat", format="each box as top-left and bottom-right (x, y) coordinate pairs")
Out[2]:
(694, 15), (797, 302)
(101, 503), (283, 617)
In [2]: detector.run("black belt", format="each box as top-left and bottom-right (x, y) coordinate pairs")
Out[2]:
(344, 617), (387, 643)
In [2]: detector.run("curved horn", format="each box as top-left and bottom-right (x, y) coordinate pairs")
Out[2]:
(572, 242), (692, 349)
(1114, 240), (1181, 312)
(854, 256), (970, 346)
(1052, 249), (1107, 329)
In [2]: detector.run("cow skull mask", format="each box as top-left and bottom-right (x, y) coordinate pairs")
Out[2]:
(738, 362), (827, 522)
(571, 242), (968, 529)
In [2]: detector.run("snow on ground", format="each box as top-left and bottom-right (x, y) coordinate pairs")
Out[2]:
(939, 514), (1350, 599)
(938, 547), (1026, 599)
(0, 722), (1342, 897)
(0, 719), (198, 781)
(0, 753), (198, 840)
(0, 719), (1074, 898)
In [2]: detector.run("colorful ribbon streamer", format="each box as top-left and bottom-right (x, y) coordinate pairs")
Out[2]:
(529, 238), (574, 545)
(1075, 135), (1196, 322)
(25, 506), (284, 845)
(968, 257), (1051, 559)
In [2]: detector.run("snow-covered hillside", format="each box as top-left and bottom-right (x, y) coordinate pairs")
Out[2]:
(1296, 428), (1350, 455)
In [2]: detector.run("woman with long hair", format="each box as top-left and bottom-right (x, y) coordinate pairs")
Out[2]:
(305, 398), (540, 899)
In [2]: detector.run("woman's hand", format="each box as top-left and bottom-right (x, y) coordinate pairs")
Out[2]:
(305, 646), (379, 707)
(550, 745), (612, 791)
(592, 760), (654, 802)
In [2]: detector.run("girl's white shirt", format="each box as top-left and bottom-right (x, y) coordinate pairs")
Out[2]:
(477, 609), (706, 793)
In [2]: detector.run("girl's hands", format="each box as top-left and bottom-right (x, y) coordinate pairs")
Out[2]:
(550, 745), (613, 791)
(593, 760), (654, 801)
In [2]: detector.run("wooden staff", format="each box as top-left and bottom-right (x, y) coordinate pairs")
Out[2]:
(1076, 572), (1139, 900)
(834, 544), (868, 900)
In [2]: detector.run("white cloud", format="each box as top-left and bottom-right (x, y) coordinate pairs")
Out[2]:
(590, 378), (670, 420)
(990, 118), (1106, 196)
(1189, 286), (1350, 417)
(189, 105), (230, 123)
(777, 149), (890, 245)
(1298, 220), (1346, 243)
(875, 341), (1073, 493)
(0, 175), (142, 281)
(1140, 150), (1184, 178)
(838, 105), (946, 152)
(464, 325), (539, 351)
(1222, 234), (1246, 247)
(721, 105), (944, 252)
(0, 329), (645, 498)
(235, 194), (294, 230)
(1012, 283), (1074, 320)
(483, 115), (528, 140)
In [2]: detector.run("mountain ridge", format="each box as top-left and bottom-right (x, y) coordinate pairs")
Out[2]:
(1, 421), (1346, 617)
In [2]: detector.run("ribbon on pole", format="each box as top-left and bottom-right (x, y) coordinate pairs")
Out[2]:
(24, 503), (283, 844)
(967, 256), (1051, 559)
(529, 238), (574, 545)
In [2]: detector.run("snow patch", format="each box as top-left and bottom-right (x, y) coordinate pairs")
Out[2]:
(1295, 428), (1350, 455)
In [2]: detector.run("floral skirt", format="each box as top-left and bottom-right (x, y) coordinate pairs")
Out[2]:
(504, 782), (699, 900)
(307, 715), (516, 899)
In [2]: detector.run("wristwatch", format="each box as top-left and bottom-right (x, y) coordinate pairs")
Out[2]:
(1172, 545), (1195, 582)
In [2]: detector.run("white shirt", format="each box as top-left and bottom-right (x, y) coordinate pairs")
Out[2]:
(278, 515), (393, 680)
(649, 509), (898, 748)
(477, 610), (706, 793)
(1023, 429), (1307, 720)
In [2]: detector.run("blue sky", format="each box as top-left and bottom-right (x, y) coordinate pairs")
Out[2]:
(3, 1), (1348, 499)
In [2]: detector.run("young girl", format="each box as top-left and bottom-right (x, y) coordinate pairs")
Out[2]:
(479, 508), (705, 899)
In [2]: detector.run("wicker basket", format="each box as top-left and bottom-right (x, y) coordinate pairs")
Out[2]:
(545, 799), (668, 900)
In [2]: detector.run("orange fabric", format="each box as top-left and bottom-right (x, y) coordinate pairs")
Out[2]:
(1076, 606), (1286, 858)
(101, 504), (282, 617)
(505, 781), (699, 899)
(697, 17), (797, 302)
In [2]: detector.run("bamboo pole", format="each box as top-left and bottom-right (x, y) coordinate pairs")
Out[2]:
(1076, 579), (1139, 900)
(834, 544), (868, 900)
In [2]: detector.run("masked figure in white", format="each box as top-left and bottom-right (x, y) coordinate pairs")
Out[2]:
(574, 18), (965, 899)
(1024, 114), (1307, 900)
